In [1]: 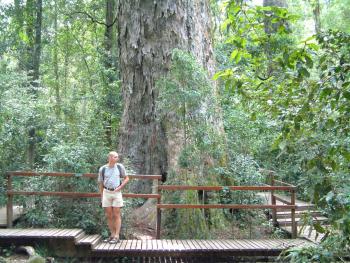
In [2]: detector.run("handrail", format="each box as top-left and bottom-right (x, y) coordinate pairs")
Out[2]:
(273, 179), (296, 187)
(158, 204), (296, 209)
(157, 181), (298, 239)
(264, 172), (297, 239)
(158, 185), (296, 191)
(6, 171), (161, 180)
(5, 171), (162, 238)
(5, 170), (298, 239)
(7, 191), (160, 199)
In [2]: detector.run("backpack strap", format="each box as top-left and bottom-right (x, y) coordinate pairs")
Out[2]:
(116, 164), (123, 177)
(102, 167), (107, 183)
(102, 165), (123, 186)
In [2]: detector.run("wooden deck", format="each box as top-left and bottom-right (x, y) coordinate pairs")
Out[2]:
(0, 228), (314, 258)
(257, 192), (327, 243)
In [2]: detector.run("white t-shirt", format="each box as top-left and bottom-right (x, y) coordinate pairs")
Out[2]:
(98, 163), (126, 189)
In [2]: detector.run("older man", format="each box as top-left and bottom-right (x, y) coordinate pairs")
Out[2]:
(98, 151), (129, 243)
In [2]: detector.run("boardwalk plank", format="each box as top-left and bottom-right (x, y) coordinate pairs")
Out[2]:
(213, 240), (229, 250)
(237, 239), (256, 249)
(78, 234), (99, 244)
(206, 240), (220, 250)
(245, 239), (263, 250)
(182, 240), (193, 251)
(39, 229), (60, 237)
(135, 239), (142, 251)
(120, 240), (128, 251)
(152, 239), (158, 251)
(199, 240), (210, 250)
(52, 229), (70, 237)
(189, 240), (203, 251)
(0, 228), (316, 258)
(0, 229), (24, 236)
(16, 229), (33, 237)
(93, 242), (105, 250)
(130, 239), (137, 251)
(156, 239), (163, 252)
(225, 240), (244, 250)
(126, 240), (133, 251)
(110, 239), (123, 250)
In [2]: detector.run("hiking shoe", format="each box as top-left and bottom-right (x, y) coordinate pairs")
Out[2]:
(103, 237), (113, 242)
(109, 238), (120, 244)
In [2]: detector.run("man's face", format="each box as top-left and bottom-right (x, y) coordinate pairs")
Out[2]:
(109, 154), (118, 163)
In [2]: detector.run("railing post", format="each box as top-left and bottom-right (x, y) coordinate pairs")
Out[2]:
(270, 172), (277, 226)
(291, 188), (297, 238)
(7, 173), (13, 228)
(156, 178), (161, 239)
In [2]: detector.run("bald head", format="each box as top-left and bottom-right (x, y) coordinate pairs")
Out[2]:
(108, 151), (119, 165)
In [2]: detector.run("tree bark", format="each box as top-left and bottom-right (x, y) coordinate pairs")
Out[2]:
(25, 0), (42, 168)
(103, 0), (118, 147)
(53, 0), (61, 117)
(309, 0), (322, 34)
(117, 0), (215, 193)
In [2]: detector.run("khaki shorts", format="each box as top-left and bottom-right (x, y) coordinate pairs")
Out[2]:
(102, 189), (124, 208)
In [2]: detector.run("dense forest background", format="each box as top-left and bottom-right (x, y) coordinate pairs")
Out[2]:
(0, 0), (349, 261)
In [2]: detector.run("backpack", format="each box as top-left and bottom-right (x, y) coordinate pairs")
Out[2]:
(101, 164), (123, 186)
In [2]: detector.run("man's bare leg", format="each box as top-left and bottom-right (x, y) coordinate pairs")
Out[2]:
(112, 207), (121, 239)
(105, 207), (116, 238)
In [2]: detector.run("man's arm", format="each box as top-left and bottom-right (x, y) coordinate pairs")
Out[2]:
(116, 176), (129, 191)
(99, 182), (104, 197)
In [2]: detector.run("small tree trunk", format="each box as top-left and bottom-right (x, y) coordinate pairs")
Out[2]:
(103, 0), (118, 147)
(310, 0), (322, 34)
(25, 0), (42, 168)
(53, 0), (61, 117)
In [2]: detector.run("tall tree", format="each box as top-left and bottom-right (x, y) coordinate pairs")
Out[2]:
(117, 0), (216, 192)
(24, 0), (43, 167)
(103, 0), (118, 147)
(53, 0), (61, 117)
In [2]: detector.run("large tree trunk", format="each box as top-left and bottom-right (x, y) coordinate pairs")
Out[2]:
(117, 0), (215, 193)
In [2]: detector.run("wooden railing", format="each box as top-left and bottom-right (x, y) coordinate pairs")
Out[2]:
(5, 171), (162, 238)
(5, 171), (297, 239)
(265, 170), (298, 238)
(157, 184), (297, 238)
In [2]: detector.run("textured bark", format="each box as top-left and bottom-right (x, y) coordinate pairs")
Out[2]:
(53, 0), (61, 117)
(118, 0), (215, 193)
(104, 0), (118, 147)
(309, 0), (322, 34)
(25, 0), (42, 168)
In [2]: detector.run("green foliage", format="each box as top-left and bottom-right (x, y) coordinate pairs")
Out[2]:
(157, 49), (214, 134)
(0, 245), (16, 258)
(217, 0), (350, 260)
(157, 49), (225, 175)
(322, 0), (350, 33)
(0, 0), (121, 232)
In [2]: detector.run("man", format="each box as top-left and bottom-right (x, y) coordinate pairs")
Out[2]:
(98, 151), (129, 243)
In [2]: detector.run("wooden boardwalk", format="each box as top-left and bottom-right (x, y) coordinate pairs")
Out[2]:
(0, 228), (314, 259)
(257, 192), (327, 243)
